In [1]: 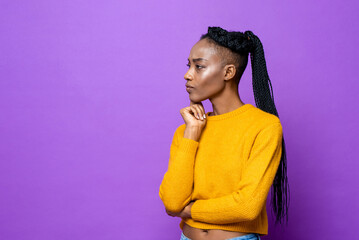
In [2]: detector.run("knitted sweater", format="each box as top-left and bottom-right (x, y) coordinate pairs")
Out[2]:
(158, 103), (283, 236)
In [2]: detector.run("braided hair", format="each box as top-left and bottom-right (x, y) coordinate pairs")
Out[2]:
(200, 26), (290, 225)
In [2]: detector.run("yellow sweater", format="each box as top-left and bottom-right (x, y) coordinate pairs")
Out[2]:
(159, 103), (283, 236)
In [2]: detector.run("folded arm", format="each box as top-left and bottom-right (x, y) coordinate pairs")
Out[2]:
(159, 125), (199, 213)
(190, 122), (283, 224)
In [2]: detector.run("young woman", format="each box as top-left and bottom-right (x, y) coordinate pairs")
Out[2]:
(159, 26), (290, 240)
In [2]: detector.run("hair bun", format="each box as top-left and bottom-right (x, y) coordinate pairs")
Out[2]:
(208, 27), (228, 39)
(206, 26), (254, 54)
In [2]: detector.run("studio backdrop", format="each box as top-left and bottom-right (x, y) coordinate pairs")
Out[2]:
(0, 0), (358, 239)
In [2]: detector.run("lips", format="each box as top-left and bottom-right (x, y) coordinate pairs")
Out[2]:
(185, 84), (194, 88)
(186, 87), (193, 93)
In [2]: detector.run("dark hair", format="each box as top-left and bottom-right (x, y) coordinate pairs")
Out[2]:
(200, 26), (290, 225)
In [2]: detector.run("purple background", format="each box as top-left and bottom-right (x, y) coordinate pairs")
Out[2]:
(1, 1), (358, 239)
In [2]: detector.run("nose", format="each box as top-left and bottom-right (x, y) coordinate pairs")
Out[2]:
(184, 70), (192, 81)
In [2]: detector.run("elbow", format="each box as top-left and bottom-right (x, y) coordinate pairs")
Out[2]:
(240, 194), (267, 221)
(164, 204), (184, 214)
(245, 205), (262, 221)
(246, 212), (258, 221)
(159, 191), (186, 213)
(162, 199), (186, 213)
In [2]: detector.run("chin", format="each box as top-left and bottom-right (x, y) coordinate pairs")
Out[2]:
(189, 95), (207, 103)
(189, 95), (198, 102)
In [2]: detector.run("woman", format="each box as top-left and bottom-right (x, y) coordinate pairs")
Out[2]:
(159, 26), (290, 240)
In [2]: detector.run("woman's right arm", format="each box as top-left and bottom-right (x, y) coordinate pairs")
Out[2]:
(159, 101), (206, 213)
(158, 125), (199, 213)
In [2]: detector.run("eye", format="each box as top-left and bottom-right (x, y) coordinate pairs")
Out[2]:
(186, 63), (204, 69)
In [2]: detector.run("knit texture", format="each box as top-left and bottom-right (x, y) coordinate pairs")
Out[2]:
(159, 103), (283, 236)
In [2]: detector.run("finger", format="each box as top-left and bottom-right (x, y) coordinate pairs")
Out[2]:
(193, 104), (206, 120)
(189, 101), (205, 118)
(192, 105), (204, 120)
(198, 105), (206, 119)
(183, 107), (197, 120)
(198, 104), (206, 119)
(189, 106), (201, 120)
(197, 105), (206, 120)
(166, 210), (175, 216)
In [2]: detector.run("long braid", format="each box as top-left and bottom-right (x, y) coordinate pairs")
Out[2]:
(200, 26), (290, 225)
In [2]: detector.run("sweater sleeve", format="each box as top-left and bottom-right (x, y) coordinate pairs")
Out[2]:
(190, 122), (283, 224)
(159, 125), (199, 213)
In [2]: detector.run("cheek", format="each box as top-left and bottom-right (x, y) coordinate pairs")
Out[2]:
(199, 67), (222, 86)
(194, 69), (223, 99)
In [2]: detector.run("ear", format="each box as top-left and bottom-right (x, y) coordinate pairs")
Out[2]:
(224, 64), (236, 81)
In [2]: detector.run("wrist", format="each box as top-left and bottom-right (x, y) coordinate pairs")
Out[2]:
(184, 126), (201, 141)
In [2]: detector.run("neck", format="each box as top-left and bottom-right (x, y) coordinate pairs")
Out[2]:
(209, 89), (245, 116)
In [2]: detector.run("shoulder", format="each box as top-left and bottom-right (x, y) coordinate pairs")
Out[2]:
(247, 105), (282, 132)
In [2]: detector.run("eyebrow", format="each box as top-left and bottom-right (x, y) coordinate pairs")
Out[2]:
(187, 58), (208, 62)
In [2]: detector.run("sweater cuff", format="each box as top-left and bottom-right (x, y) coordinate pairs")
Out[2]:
(177, 137), (199, 154)
(190, 199), (204, 221)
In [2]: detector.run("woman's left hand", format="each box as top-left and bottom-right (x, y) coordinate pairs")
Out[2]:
(166, 201), (195, 218)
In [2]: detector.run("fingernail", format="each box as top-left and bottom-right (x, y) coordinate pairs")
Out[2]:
(203, 114), (206, 119)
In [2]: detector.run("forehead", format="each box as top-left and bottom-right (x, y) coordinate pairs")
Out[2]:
(188, 39), (220, 62)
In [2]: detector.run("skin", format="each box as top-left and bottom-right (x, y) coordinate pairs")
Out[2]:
(184, 38), (246, 120)
(165, 38), (250, 239)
